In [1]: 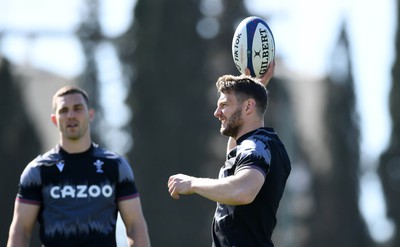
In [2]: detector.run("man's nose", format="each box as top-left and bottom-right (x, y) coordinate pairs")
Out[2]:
(214, 107), (221, 118)
(67, 110), (76, 118)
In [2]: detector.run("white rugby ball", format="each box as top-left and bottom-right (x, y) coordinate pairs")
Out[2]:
(232, 16), (275, 78)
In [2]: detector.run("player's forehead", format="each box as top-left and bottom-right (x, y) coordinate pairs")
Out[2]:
(217, 92), (237, 104)
(55, 93), (87, 109)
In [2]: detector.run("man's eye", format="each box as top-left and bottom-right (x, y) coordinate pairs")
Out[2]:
(59, 109), (68, 114)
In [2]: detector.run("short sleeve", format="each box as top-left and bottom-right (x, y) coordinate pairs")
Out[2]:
(17, 161), (43, 205)
(116, 157), (139, 201)
(235, 138), (272, 176)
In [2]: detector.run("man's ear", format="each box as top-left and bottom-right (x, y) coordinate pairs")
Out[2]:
(244, 98), (256, 115)
(51, 114), (57, 126)
(89, 109), (95, 122)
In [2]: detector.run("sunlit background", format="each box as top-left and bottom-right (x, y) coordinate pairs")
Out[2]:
(0, 0), (397, 246)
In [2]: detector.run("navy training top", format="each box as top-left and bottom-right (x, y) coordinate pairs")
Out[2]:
(212, 128), (291, 247)
(17, 143), (139, 247)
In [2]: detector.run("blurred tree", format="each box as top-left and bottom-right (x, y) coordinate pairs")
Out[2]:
(0, 58), (42, 246)
(265, 76), (298, 247)
(119, 1), (214, 246)
(308, 24), (373, 247)
(76, 0), (102, 144)
(378, 0), (400, 246)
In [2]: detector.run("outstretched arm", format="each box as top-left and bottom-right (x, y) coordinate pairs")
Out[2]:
(168, 168), (264, 205)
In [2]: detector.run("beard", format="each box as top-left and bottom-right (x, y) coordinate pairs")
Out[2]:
(61, 120), (88, 141)
(221, 107), (243, 138)
(63, 126), (84, 140)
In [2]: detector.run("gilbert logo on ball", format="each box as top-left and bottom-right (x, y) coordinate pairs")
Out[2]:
(232, 16), (275, 78)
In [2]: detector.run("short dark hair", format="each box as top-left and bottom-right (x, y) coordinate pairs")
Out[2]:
(52, 86), (90, 111)
(216, 75), (268, 116)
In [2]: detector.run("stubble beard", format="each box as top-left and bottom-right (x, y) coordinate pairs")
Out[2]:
(64, 128), (82, 140)
(221, 107), (243, 139)
(62, 122), (88, 141)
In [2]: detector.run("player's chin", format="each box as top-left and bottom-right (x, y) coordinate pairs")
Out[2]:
(221, 128), (231, 137)
(65, 132), (81, 140)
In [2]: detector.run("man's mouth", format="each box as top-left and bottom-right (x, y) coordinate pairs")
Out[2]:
(67, 122), (78, 128)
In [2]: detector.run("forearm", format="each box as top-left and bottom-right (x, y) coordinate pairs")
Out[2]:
(168, 170), (263, 205)
(191, 177), (251, 205)
(7, 228), (31, 247)
(126, 221), (150, 247)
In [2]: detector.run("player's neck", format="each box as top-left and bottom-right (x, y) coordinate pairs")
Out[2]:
(59, 136), (92, 154)
(235, 118), (264, 141)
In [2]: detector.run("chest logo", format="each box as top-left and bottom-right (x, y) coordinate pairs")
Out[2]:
(93, 159), (104, 173)
(56, 161), (65, 172)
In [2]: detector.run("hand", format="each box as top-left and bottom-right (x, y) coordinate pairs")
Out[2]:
(168, 174), (195, 199)
(245, 59), (276, 87)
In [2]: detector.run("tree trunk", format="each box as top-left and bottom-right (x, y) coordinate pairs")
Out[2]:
(378, 0), (400, 245)
(0, 58), (42, 246)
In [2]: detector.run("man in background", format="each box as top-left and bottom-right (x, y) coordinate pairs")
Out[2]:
(7, 86), (150, 247)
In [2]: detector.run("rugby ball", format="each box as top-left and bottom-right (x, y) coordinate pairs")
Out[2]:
(232, 16), (275, 78)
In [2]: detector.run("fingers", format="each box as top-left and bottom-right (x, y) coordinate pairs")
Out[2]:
(259, 59), (276, 87)
(169, 187), (180, 199)
(167, 174), (194, 200)
(244, 68), (251, 76)
(167, 175), (181, 200)
(243, 59), (275, 87)
(168, 190), (179, 199)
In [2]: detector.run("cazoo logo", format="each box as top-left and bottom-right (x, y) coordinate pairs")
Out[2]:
(50, 184), (113, 199)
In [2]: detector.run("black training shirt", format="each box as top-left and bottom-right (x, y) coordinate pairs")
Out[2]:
(212, 128), (291, 247)
(17, 143), (138, 247)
